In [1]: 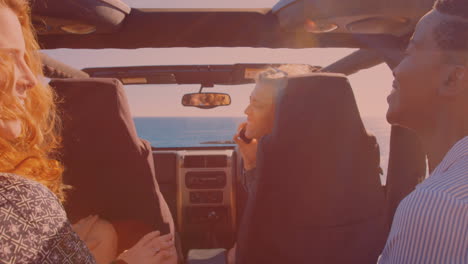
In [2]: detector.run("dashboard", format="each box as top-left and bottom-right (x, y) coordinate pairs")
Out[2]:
(153, 148), (240, 249)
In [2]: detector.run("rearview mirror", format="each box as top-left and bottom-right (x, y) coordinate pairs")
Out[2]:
(182, 93), (231, 109)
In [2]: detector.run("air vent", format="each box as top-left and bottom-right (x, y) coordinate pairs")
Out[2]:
(184, 155), (227, 168)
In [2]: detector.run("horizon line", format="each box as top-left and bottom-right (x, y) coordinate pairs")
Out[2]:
(132, 115), (386, 118)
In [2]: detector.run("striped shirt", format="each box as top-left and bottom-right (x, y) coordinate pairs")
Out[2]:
(379, 136), (468, 264)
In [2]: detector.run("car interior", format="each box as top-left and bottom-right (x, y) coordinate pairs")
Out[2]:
(31, 0), (430, 262)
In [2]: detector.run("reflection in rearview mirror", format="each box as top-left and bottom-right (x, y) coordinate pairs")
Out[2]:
(181, 93), (231, 109)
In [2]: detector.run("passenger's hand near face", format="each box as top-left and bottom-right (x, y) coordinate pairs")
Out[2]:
(233, 122), (258, 170)
(117, 231), (177, 264)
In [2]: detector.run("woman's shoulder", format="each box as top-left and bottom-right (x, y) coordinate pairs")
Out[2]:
(0, 172), (66, 224)
(0, 172), (52, 193)
(0, 172), (61, 208)
(0, 172), (66, 232)
(0, 172), (96, 263)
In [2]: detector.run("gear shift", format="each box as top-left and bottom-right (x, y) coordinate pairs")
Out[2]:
(207, 210), (220, 247)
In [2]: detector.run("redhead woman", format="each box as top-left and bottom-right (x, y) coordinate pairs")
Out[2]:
(0, 0), (176, 263)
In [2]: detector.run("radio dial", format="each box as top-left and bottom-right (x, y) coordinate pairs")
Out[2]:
(185, 171), (226, 189)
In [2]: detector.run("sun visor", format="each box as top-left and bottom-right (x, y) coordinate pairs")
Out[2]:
(31, 0), (131, 35)
(272, 0), (433, 36)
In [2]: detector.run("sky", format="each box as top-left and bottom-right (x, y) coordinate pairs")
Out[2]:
(42, 0), (394, 118)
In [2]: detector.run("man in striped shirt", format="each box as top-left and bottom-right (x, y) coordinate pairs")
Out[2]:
(381, 0), (468, 263)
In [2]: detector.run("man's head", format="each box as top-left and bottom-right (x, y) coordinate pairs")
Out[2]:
(244, 64), (319, 139)
(387, 0), (468, 131)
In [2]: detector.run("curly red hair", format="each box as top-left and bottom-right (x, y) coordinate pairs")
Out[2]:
(0, 0), (67, 202)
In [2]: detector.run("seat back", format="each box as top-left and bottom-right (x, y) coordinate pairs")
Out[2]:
(237, 73), (386, 264)
(50, 78), (174, 251)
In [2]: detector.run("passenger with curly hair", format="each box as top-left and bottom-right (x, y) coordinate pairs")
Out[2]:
(0, 0), (176, 263)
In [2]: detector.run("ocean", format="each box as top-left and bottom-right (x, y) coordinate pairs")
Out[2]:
(134, 116), (391, 184)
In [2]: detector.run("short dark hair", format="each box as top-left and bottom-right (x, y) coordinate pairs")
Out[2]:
(433, 0), (468, 57)
(435, 0), (468, 20)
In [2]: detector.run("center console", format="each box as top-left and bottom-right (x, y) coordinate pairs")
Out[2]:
(177, 150), (236, 235)
(153, 149), (237, 250)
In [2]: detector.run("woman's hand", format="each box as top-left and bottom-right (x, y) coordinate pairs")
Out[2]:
(227, 243), (236, 264)
(233, 122), (258, 170)
(117, 231), (177, 264)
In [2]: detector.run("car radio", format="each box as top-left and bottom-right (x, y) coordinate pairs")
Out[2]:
(185, 171), (226, 189)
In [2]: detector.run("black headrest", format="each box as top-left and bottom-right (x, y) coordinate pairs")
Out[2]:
(237, 73), (386, 264)
(262, 73), (383, 223)
(51, 78), (142, 158)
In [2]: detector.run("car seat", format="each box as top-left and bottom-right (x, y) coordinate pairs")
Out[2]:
(236, 73), (387, 264)
(50, 78), (174, 252)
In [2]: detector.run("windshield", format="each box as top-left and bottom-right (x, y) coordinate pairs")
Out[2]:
(43, 47), (392, 184)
